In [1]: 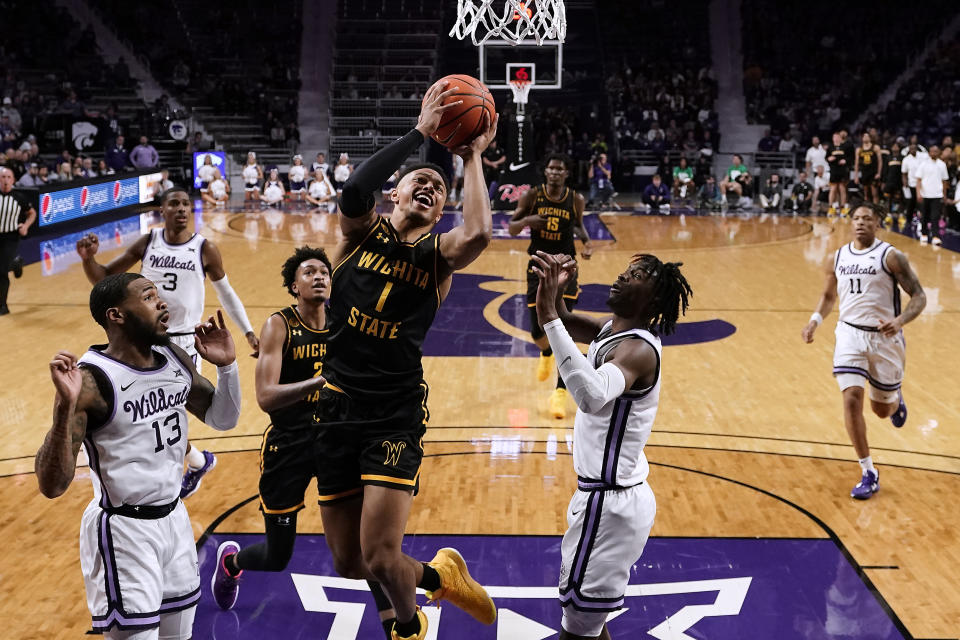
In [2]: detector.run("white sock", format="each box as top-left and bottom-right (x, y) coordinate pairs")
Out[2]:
(858, 456), (876, 475)
(186, 446), (206, 470)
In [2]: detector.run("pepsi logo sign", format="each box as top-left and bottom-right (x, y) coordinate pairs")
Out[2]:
(80, 187), (90, 210)
(41, 193), (52, 221)
(113, 181), (121, 202)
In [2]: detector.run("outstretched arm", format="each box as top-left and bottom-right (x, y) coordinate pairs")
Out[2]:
(337, 81), (463, 249)
(438, 112), (499, 274)
(170, 311), (240, 430)
(76, 233), (149, 284)
(532, 251), (606, 344)
(879, 248), (926, 337)
(203, 240), (259, 356)
(36, 353), (107, 498)
(801, 253), (838, 343)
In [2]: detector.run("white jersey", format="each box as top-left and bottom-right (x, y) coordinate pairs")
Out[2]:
(288, 164), (306, 183)
(78, 346), (192, 508)
(572, 322), (661, 488)
(834, 239), (900, 328)
(140, 229), (206, 334)
(242, 163), (260, 185)
(198, 164), (216, 183)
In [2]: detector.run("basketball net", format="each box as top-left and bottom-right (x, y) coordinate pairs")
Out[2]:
(450, 0), (566, 46)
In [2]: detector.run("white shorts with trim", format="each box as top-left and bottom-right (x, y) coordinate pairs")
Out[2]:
(833, 322), (904, 403)
(169, 334), (200, 376)
(79, 499), (200, 633)
(559, 482), (655, 636)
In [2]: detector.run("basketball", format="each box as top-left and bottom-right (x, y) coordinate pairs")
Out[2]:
(423, 74), (496, 150)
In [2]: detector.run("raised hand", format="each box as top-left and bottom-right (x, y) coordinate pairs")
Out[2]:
(531, 251), (577, 325)
(49, 351), (83, 404)
(452, 112), (500, 159)
(415, 81), (464, 139)
(194, 310), (236, 367)
(75, 233), (100, 260)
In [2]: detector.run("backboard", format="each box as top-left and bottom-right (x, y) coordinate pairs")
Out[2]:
(479, 39), (562, 90)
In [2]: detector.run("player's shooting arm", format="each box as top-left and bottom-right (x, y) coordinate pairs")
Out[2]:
(36, 358), (106, 498)
(884, 249), (926, 331)
(76, 233), (149, 285)
(255, 315), (325, 412)
(438, 113), (499, 273)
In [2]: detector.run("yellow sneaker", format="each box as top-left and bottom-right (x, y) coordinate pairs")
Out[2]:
(898, 214), (907, 229)
(827, 206), (836, 217)
(549, 388), (567, 419)
(391, 608), (428, 640)
(884, 214), (893, 227)
(426, 548), (497, 625)
(536, 352), (555, 382)
(841, 204), (850, 216)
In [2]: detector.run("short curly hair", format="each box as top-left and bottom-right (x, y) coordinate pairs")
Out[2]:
(281, 246), (332, 297)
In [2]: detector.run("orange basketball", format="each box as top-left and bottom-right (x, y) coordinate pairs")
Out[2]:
(423, 74), (496, 150)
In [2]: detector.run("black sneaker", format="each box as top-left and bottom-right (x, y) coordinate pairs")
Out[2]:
(0, 305), (9, 316)
(12, 256), (23, 279)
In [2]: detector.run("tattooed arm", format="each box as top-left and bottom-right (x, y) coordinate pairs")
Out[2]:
(879, 249), (926, 337)
(35, 352), (109, 498)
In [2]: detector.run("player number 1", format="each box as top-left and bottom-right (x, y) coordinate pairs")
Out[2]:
(375, 281), (394, 313)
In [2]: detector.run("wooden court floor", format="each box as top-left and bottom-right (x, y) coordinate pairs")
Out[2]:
(1, 207), (958, 638)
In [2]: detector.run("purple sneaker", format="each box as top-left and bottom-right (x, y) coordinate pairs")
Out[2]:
(890, 392), (907, 428)
(851, 470), (879, 500)
(181, 450), (217, 499)
(212, 540), (242, 610)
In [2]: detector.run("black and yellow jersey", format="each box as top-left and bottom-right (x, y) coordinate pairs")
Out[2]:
(267, 306), (328, 429)
(858, 147), (878, 170)
(324, 216), (442, 399)
(526, 184), (578, 256)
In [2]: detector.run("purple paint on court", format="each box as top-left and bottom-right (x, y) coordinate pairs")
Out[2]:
(193, 534), (905, 639)
(424, 275), (736, 356)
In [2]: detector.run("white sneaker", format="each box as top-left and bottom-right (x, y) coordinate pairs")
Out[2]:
(932, 236), (942, 246)
(920, 235), (929, 244)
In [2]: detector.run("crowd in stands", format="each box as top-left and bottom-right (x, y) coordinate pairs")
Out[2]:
(742, 0), (956, 146)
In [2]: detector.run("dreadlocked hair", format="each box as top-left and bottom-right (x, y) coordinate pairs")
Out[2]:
(630, 254), (693, 336)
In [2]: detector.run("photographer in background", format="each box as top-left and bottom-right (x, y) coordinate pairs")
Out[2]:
(587, 152), (614, 208)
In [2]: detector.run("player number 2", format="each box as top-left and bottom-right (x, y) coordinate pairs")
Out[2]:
(151, 413), (183, 453)
(849, 278), (862, 294)
(162, 272), (178, 291)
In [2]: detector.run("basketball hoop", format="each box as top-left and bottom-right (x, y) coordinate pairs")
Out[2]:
(509, 79), (531, 106)
(450, 0), (566, 46)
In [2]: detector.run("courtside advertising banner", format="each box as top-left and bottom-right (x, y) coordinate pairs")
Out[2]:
(38, 176), (142, 227)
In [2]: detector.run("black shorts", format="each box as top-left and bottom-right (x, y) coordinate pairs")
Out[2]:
(859, 172), (876, 185)
(526, 258), (580, 307)
(258, 424), (321, 514)
(313, 383), (429, 503)
(829, 168), (849, 184)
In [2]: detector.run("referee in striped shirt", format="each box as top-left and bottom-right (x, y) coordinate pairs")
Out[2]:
(0, 167), (36, 315)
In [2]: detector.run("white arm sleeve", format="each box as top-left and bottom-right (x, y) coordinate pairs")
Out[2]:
(211, 275), (254, 335)
(543, 319), (626, 414)
(203, 361), (241, 431)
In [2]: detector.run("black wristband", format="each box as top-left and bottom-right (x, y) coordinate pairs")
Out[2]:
(338, 129), (426, 218)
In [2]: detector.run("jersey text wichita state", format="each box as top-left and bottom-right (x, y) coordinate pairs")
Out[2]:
(324, 217), (441, 398)
(527, 185), (577, 256)
(268, 306), (328, 428)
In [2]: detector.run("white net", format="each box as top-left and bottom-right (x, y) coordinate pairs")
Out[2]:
(450, 0), (566, 46)
(509, 80), (531, 105)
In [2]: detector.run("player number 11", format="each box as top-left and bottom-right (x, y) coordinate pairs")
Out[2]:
(849, 278), (862, 294)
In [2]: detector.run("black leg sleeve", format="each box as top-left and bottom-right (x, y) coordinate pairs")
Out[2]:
(338, 129), (425, 217)
(234, 511), (299, 572)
